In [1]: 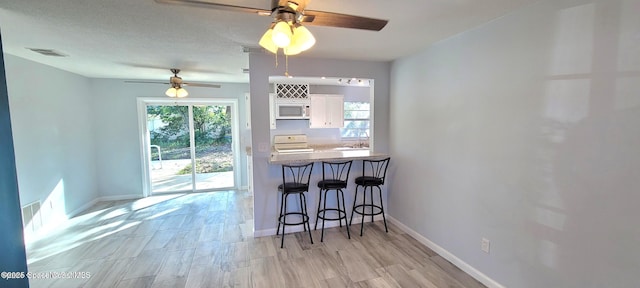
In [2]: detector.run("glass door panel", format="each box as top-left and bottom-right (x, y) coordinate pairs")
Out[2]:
(147, 105), (194, 193)
(193, 105), (234, 190)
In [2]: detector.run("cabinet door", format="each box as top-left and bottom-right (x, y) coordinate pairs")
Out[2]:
(269, 93), (276, 129)
(325, 95), (344, 128)
(309, 94), (327, 128)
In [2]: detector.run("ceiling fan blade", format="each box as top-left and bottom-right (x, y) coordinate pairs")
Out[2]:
(184, 83), (222, 88)
(302, 10), (388, 31)
(154, 0), (271, 15)
(125, 80), (170, 84)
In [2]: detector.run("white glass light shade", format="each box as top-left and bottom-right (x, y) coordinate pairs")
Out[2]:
(259, 28), (278, 54)
(165, 87), (177, 97)
(271, 21), (292, 48)
(284, 25), (315, 55)
(165, 87), (189, 98)
(176, 87), (189, 98)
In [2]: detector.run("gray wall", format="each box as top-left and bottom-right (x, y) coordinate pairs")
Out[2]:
(389, 0), (640, 287)
(249, 53), (391, 233)
(6, 54), (97, 227)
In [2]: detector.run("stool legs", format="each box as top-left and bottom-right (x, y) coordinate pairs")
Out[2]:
(349, 186), (357, 229)
(278, 192), (288, 248)
(314, 189), (324, 230)
(301, 192), (314, 243)
(377, 185), (389, 233)
(278, 192), (313, 249)
(277, 192), (286, 236)
(349, 184), (388, 236)
(339, 188), (351, 239)
(315, 187), (351, 242)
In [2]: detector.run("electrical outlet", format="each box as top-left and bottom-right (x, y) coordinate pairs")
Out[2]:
(258, 142), (269, 153)
(481, 238), (490, 253)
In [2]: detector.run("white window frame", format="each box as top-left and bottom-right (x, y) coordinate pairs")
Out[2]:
(341, 101), (371, 140)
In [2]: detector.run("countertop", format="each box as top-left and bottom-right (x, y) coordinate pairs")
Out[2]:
(268, 149), (388, 164)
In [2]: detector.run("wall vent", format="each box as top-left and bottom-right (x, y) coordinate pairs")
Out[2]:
(275, 83), (309, 99)
(22, 201), (43, 232)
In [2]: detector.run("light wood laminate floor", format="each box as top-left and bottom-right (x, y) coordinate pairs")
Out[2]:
(26, 190), (486, 288)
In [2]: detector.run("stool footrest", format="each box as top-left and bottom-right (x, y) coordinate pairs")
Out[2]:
(279, 212), (310, 226)
(317, 208), (347, 221)
(352, 204), (384, 216)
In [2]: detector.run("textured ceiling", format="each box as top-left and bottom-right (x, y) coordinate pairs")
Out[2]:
(0, 0), (540, 83)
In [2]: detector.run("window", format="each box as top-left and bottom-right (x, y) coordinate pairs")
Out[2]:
(341, 101), (370, 139)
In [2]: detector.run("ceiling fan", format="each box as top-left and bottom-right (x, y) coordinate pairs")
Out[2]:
(126, 69), (221, 98)
(154, 0), (388, 55)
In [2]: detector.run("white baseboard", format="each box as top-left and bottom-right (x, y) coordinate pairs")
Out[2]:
(253, 215), (383, 238)
(26, 194), (142, 243)
(67, 198), (101, 218)
(96, 194), (143, 202)
(68, 194), (142, 218)
(387, 216), (505, 288)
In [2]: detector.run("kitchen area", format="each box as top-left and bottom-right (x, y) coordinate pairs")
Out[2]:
(247, 73), (391, 236)
(266, 77), (386, 161)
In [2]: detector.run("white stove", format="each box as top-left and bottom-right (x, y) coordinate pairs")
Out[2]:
(273, 134), (314, 153)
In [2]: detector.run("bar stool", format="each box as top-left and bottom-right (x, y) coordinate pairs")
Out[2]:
(315, 160), (352, 242)
(277, 162), (314, 248)
(350, 157), (391, 236)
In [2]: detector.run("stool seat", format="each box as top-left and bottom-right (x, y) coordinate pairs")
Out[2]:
(278, 182), (309, 193)
(317, 179), (347, 189)
(354, 176), (383, 186)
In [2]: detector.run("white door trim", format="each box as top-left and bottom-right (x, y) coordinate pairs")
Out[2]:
(136, 97), (241, 196)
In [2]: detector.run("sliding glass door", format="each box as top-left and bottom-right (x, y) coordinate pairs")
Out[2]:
(192, 105), (234, 190)
(140, 99), (238, 195)
(147, 104), (193, 192)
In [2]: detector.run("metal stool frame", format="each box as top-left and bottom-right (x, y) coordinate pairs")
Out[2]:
(277, 162), (314, 248)
(315, 160), (352, 242)
(349, 157), (391, 236)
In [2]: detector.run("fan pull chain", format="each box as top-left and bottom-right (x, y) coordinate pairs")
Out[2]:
(285, 54), (290, 77)
(274, 51), (279, 68)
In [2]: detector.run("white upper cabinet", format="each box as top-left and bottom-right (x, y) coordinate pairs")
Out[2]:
(309, 94), (344, 128)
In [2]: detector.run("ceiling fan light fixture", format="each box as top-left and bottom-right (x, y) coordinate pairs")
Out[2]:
(284, 24), (315, 55)
(259, 25), (278, 54)
(271, 20), (293, 48)
(176, 87), (189, 98)
(165, 86), (189, 98)
(165, 87), (178, 97)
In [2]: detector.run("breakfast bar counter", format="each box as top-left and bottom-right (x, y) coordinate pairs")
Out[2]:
(269, 149), (388, 164)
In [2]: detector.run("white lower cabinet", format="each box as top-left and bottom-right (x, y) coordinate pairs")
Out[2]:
(309, 94), (344, 128)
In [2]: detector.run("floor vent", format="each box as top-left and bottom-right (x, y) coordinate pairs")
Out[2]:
(22, 201), (43, 232)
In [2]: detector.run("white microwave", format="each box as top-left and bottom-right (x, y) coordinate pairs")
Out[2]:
(275, 100), (310, 119)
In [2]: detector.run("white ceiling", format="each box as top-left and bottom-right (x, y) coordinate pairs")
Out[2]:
(0, 0), (539, 84)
